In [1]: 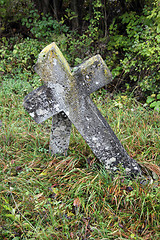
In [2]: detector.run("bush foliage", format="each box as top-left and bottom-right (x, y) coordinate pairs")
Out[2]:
(107, 4), (160, 98)
(0, 0), (159, 107)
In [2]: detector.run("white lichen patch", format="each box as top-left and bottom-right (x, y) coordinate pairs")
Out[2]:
(125, 168), (131, 172)
(105, 146), (109, 151)
(55, 83), (64, 94)
(92, 136), (98, 142)
(54, 104), (60, 112)
(53, 58), (57, 66)
(107, 157), (116, 164)
(53, 130), (61, 136)
(30, 112), (35, 118)
(36, 108), (48, 116)
(86, 117), (90, 121)
(105, 164), (110, 170)
(134, 166), (138, 170)
(55, 126), (66, 131)
(96, 142), (101, 147)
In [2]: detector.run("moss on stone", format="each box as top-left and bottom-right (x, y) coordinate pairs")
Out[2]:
(38, 42), (71, 76)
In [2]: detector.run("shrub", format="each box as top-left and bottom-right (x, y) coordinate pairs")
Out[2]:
(106, 2), (160, 99)
(21, 11), (69, 40)
(0, 0), (34, 35)
(0, 37), (44, 94)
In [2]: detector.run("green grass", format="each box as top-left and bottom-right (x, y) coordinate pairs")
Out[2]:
(0, 82), (159, 239)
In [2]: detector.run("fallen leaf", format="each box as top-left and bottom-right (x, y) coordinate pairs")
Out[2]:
(73, 197), (81, 207)
(70, 232), (74, 239)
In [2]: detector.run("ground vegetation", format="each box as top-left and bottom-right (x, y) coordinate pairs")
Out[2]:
(0, 0), (160, 238)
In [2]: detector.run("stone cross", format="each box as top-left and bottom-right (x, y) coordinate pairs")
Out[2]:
(23, 42), (141, 176)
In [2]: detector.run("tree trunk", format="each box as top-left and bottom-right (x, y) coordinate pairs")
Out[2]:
(77, 0), (85, 32)
(71, 0), (79, 30)
(52, 0), (63, 20)
(101, 0), (108, 37)
(33, 0), (49, 14)
(42, 0), (50, 13)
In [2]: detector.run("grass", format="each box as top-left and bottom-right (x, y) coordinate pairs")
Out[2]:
(0, 82), (159, 239)
(0, 53), (160, 239)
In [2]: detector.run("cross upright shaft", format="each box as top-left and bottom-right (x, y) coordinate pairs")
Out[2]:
(24, 42), (141, 176)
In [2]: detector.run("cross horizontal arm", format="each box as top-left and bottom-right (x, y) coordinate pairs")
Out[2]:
(73, 55), (112, 95)
(23, 85), (62, 124)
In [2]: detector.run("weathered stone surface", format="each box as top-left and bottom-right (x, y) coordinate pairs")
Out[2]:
(50, 112), (72, 155)
(23, 42), (141, 176)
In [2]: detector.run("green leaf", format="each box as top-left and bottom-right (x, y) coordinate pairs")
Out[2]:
(150, 101), (156, 107)
(150, 101), (160, 109)
(5, 214), (16, 220)
(146, 96), (154, 104)
(157, 94), (160, 99)
(156, 35), (160, 43)
(157, 24), (160, 33)
(2, 204), (12, 211)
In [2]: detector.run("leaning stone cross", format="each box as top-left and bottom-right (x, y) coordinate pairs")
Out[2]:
(24, 42), (141, 176)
